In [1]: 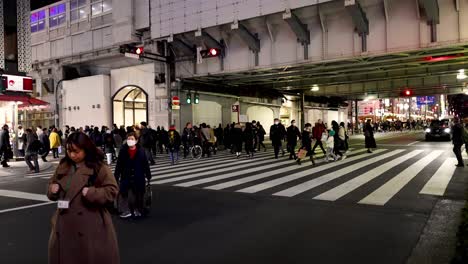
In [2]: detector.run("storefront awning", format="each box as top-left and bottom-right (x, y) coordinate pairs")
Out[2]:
(0, 94), (50, 109)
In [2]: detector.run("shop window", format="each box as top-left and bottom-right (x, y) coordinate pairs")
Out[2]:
(70, 0), (88, 22)
(30, 10), (46, 33)
(49, 3), (66, 28)
(91, 0), (112, 16)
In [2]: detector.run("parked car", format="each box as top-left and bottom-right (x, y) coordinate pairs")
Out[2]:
(425, 119), (451, 141)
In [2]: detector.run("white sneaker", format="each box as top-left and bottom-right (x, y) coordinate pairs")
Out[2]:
(341, 155), (347, 160)
(119, 212), (131, 219)
(134, 210), (142, 217)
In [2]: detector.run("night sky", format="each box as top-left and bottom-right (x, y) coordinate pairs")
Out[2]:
(31, 0), (62, 10)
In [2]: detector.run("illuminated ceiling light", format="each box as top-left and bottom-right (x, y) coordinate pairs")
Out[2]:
(457, 69), (467, 80)
(310, 84), (319, 92)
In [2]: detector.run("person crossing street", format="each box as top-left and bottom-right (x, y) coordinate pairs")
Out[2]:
(311, 119), (326, 155)
(452, 117), (464, 167)
(270, 118), (284, 159)
(286, 120), (301, 160)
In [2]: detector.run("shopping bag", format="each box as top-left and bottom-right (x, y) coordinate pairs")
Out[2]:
(297, 148), (307, 159)
(143, 183), (152, 215)
(321, 132), (328, 142)
(58, 146), (62, 154)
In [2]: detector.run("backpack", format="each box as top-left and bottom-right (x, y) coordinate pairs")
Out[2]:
(463, 127), (468, 143)
(169, 131), (176, 145)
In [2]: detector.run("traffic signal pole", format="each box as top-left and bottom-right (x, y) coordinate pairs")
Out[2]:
(165, 41), (172, 127)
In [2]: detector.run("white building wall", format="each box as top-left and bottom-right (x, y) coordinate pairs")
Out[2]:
(110, 63), (159, 128)
(62, 75), (111, 128)
(246, 106), (274, 132)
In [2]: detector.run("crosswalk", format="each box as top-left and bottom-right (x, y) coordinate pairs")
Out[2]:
(21, 147), (463, 207)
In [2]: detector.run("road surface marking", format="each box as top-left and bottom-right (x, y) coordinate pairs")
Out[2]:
(271, 149), (404, 197)
(359, 150), (443, 205)
(0, 189), (50, 202)
(237, 149), (389, 194)
(407, 141), (420, 146)
(205, 149), (365, 191)
(174, 149), (348, 188)
(313, 150), (425, 202)
(0, 202), (55, 214)
(152, 156), (275, 184)
(420, 158), (457, 196)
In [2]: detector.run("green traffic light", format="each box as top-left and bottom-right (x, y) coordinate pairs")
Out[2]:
(186, 93), (192, 104)
(194, 93), (199, 104)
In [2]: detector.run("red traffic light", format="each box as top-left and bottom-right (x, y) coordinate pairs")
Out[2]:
(200, 48), (221, 58)
(136, 47), (144, 55)
(209, 48), (218, 56)
(400, 89), (412, 96)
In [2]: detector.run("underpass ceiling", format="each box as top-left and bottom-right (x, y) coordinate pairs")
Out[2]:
(182, 44), (468, 99)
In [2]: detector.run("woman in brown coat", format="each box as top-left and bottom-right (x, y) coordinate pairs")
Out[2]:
(47, 132), (120, 264)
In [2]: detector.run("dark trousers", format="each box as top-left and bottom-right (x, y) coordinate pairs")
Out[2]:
(257, 140), (266, 151)
(25, 153), (39, 172)
(144, 147), (155, 164)
(273, 143), (281, 158)
(311, 140), (326, 154)
(119, 186), (144, 214)
(52, 148), (59, 158)
(288, 143), (297, 159)
(454, 143), (463, 165)
(41, 149), (49, 161)
(183, 143), (189, 158)
(202, 142), (212, 157)
(245, 141), (254, 155)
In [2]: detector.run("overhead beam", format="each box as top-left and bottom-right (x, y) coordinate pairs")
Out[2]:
(195, 29), (223, 50)
(345, 0), (369, 36)
(420, 0), (439, 24)
(168, 35), (195, 56)
(231, 21), (260, 53)
(283, 9), (310, 45)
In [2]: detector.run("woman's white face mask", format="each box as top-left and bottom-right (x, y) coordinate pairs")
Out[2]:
(127, 139), (137, 147)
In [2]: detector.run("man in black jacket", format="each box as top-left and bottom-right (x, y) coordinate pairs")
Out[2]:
(286, 120), (302, 160)
(452, 117), (464, 167)
(270, 118), (285, 159)
(39, 128), (50, 162)
(139, 122), (155, 165)
(0, 125), (10, 167)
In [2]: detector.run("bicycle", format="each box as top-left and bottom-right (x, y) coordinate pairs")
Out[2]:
(180, 144), (203, 160)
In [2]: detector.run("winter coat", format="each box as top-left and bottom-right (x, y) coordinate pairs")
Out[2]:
(49, 132), (61, 149)
(182, 128), (195, 145)
(243, 128), (255, 144)
(90, 131), (103, 147)
(139, 128), (154, 148)
(286, 125), (301, 145)
(312, 123), (325, 140)
(364, 123), (377, 149)
(39, 133), (51, 154)
(0, 128), (10, 152)
(257, 125), (266, 141)
(23, 132), (41, 155)
(114, 144), (151, 192)
(231, 127), (243, 152)
(103, 133), (116, 154)
(47, 162), (120, 264)
(301, 130), (312, 151)
(452, 123), (464, 145)
(270, 124), (284, 145)
(17, 129), (24, 150)
(168, 130), (181, 150)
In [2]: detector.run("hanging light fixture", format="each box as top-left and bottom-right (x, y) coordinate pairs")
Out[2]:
(457, 69), (467, 80)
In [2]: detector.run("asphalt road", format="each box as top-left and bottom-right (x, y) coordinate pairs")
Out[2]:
(0, 131), (466, 264)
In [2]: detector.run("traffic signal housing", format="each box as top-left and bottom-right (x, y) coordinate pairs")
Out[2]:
(194, 92), (200, 104)
(200, 48), (221, 58)
(119, 44), (144, 56)
(186, 93), (192, 104)
(400, 89), (413, 97)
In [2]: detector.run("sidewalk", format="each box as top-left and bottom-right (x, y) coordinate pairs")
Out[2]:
(0, 158), (56, 177)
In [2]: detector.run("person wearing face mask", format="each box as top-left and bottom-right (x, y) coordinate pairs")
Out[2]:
(286, 120), (302, 160)
(270, 118), (284, 159)
(114, 132), (151, 218)
(47, 132), (119, 264)
(297, 123), (314, 165)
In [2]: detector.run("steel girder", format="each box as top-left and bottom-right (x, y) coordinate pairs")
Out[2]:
(420, 0), (440, 24)
(231, 21), (260, 53)
(344, 0), (369, 36)
(283, 10), (310, 45)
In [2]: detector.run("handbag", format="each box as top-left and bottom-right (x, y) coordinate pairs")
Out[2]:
(321, 132), (328, 142)
(297, 148), (307, 159)
(143, 182), (152, 214)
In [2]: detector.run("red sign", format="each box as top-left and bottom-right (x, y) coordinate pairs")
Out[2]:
(1, 74), (33, 93)
(172, 96), (180, 106)
(232, 105), (239, 112)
